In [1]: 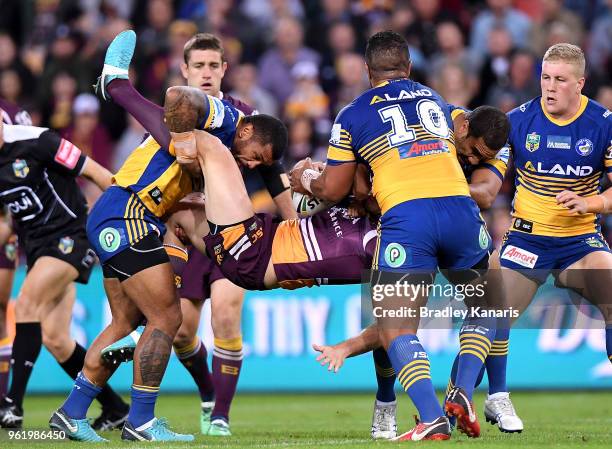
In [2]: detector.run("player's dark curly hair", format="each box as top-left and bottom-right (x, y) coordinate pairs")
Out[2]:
(242, 114), (288, 162)
(365, 31), (411, 79)
(467, 106), (510, 159)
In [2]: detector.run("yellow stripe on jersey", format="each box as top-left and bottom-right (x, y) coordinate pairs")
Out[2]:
(512, 186), (600, 237)
(368, 144), (469, 215)
(451, 108), (465, 121)
(518, 169), (600, 196)
(327, 145), (356, 162)
(203, 95), (216, 128)
(541, 95), (588, 126)
(114, 136), (193, 218)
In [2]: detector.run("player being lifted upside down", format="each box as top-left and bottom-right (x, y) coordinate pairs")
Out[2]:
(94, 30), (296, 436)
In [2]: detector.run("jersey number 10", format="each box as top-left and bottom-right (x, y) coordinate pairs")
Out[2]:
(378, 100), (450, 149)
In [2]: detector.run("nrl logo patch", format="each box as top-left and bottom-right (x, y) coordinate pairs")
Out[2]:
(525, 132), (540, 152)
(58, 236), (74, 255)
(12, 159), (29, 178)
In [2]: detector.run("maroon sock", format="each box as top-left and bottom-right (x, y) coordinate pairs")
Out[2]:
(0, 339), (11, 400)
(106, 79), (170, 148)
(175, 338), (214, 402)
(211, 338), (243, 422)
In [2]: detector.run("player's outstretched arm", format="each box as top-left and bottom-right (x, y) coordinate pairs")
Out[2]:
(313, 324), (382, 373)
(80, 157), (113, 191)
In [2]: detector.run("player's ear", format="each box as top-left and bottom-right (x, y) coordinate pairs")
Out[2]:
(180, 62), (189, 79)
(576, 76), (585, 93)
(239, 122), (254, 140)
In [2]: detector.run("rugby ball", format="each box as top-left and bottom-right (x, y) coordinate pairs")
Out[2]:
(292, 191), (331, 217)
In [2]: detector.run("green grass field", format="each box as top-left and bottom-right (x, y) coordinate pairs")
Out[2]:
(2, 392), (611, 448)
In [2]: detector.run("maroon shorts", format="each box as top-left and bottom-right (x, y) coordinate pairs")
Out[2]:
(0, 235), (18, 270)
(179, 247), (225, 301)
(204, 213), (277, 291)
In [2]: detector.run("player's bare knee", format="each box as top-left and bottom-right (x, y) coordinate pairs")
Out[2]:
(212, 314), (240, 339)
(42, 332), (72, 360)
(14, 292), (41, 321)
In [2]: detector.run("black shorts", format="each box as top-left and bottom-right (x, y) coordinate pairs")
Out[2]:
(102, 232), (169, 282)
(23, 227), (96, 284)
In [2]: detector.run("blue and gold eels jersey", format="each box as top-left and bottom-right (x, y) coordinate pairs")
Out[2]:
(506, 95), (612, 237)
(113, 95), (243, 217)
(326, 78), (469, 215)
(448, 105), (509, 181)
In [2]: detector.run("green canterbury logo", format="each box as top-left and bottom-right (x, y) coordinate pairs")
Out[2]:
(99, 227), (121, 252)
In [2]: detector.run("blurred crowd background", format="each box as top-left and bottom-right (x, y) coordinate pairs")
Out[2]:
(0, 0), (611, 247)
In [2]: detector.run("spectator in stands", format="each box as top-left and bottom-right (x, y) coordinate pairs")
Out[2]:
(529, 0), (584, 57)
(285, 61), (329, 122)
(62, 93), (113, 171)
(258, 16), (320, 106)
(284, 116), (326, 170)
(229, 63), (278, 116)
(475, 24), (515, 106)
(487, 50), (539, 111)
(405, 0), (454, 58)
(470, 0), (532, 57)
(431, 62), (478, 109)
(430, 21), (482, 79)
(330, 52), (369, 117)
(588, 0), (611, 80)
(43, 70), (78, 130)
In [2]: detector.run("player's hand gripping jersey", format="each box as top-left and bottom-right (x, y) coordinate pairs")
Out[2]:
(506, 96), (612, 237)
(89, 95), (243, 262)
(326, 78), (469, 215)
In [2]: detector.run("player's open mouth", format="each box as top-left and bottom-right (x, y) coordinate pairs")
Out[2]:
(545, 97), (556, 104)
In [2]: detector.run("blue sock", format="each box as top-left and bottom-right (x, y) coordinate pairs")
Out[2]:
(486, 326), (510, 394)
(61, 372), (101, 419)
(606, 325), (612, 364)
(448, 353), (485, 396)
(373, 347), (396, 402)
(455, 316), (496, 399)
(387, 334), (442, 423)
(128, 385), (159, 428)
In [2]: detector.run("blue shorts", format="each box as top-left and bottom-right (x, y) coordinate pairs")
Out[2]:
(87, 186), (165, 264)
(374, 196), (491, 271)
(500, 231), (610, 283)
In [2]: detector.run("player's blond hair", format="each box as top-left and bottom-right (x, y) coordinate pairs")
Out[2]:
(543, 43), (585, 78)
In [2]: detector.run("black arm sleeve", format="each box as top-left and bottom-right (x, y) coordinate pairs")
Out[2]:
(256, 161), (289, 198)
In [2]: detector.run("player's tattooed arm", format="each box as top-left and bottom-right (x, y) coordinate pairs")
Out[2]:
(138, 328), (173, 386)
